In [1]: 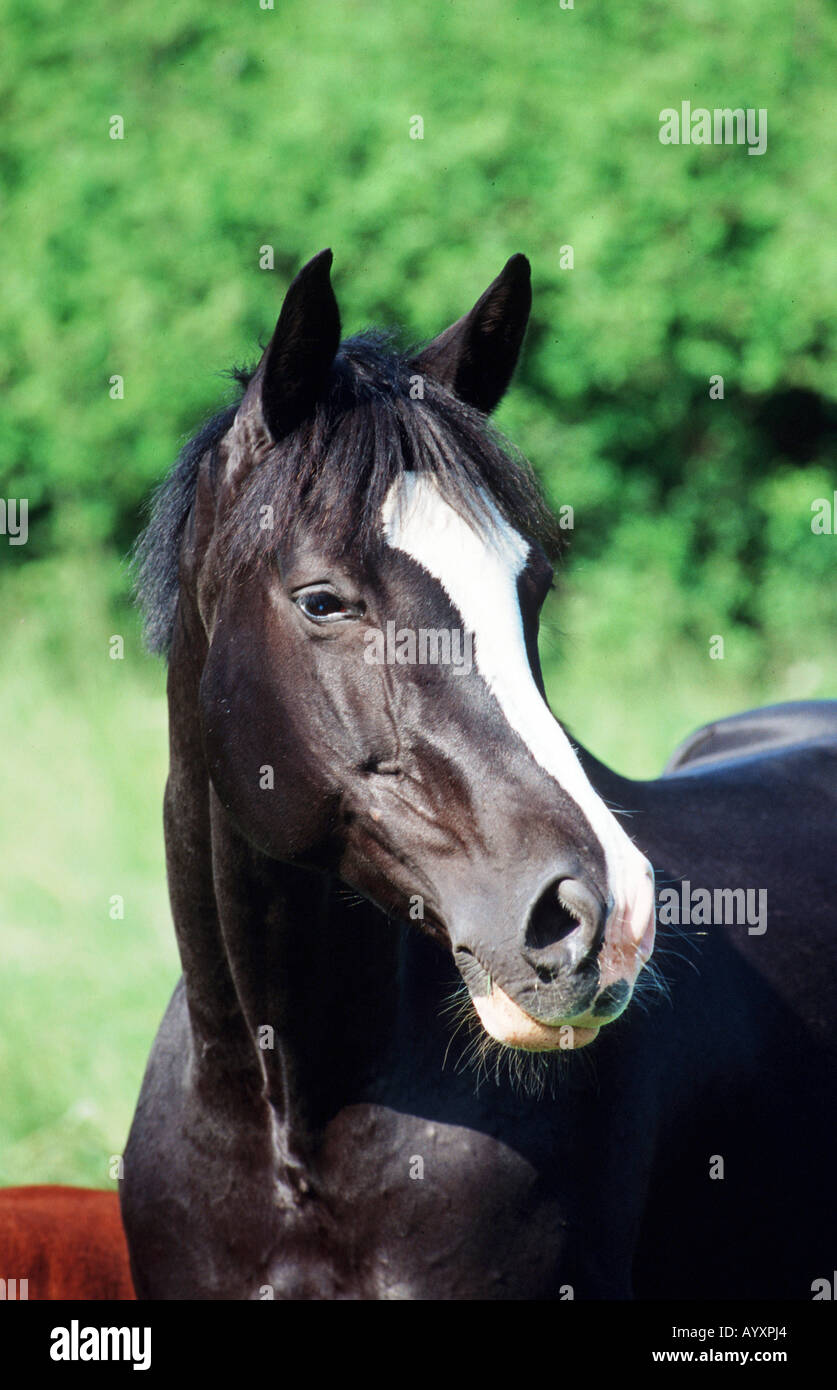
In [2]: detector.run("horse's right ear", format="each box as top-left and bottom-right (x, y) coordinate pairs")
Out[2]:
(412, 254), (532, 414)
(255, 248), (342, 443)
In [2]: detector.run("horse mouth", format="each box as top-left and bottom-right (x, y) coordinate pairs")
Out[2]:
(454, 945), (637, 1050)
(472, 981), (600, 1052)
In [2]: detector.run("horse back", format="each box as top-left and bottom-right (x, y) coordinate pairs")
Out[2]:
(662, 699), (837, 775)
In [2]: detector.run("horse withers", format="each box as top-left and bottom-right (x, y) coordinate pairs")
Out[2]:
(122, 250), (837, 1299)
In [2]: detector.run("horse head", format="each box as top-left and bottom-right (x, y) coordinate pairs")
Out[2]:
(171, 250), (655, 1053)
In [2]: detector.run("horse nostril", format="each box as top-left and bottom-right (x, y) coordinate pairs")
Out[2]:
(525, 877), (606, 955)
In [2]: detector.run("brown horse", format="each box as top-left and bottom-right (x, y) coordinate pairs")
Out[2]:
(0, 1186), (135, 1300)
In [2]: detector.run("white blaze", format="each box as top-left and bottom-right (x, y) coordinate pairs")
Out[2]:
(381, 473), (654, 972)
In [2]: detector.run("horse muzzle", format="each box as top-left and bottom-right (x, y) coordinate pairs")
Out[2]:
(453, 865), (656, 1051)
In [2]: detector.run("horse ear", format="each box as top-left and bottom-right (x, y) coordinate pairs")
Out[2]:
(412, 254), (531, 414)
(258, 248), (341, 442)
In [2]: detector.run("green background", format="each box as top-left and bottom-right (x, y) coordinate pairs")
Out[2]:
(2, 0), (836, 1185)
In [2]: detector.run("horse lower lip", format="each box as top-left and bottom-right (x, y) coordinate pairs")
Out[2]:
(472, 982), (599, 1051)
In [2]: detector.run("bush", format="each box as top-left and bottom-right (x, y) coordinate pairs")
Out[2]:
(2, 0), (835, 739)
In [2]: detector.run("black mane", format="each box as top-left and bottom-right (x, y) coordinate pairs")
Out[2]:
(133, 332), (560, 657)
(131, 399), (238, 656)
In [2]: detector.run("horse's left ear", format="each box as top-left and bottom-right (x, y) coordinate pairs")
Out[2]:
(412, 254), (531, 414)
(258, 248), (342, 442)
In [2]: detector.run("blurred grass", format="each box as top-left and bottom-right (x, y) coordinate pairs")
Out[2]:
(0, 558), (176, 1186)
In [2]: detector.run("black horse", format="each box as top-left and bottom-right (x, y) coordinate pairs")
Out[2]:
(122, 251), (837, 1299)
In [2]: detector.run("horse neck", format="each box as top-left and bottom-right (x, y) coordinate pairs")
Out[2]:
(572, 739), (640, 810)
(163, 593), (403, 1144)
(162, 595), (260, 1088)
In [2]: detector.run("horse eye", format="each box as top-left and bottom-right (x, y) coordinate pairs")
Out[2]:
(296, 590), (352, 621)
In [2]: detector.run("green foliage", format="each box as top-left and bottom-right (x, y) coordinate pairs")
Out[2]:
(3, 0), (837, 592)
(1, 1), (836, 1181)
